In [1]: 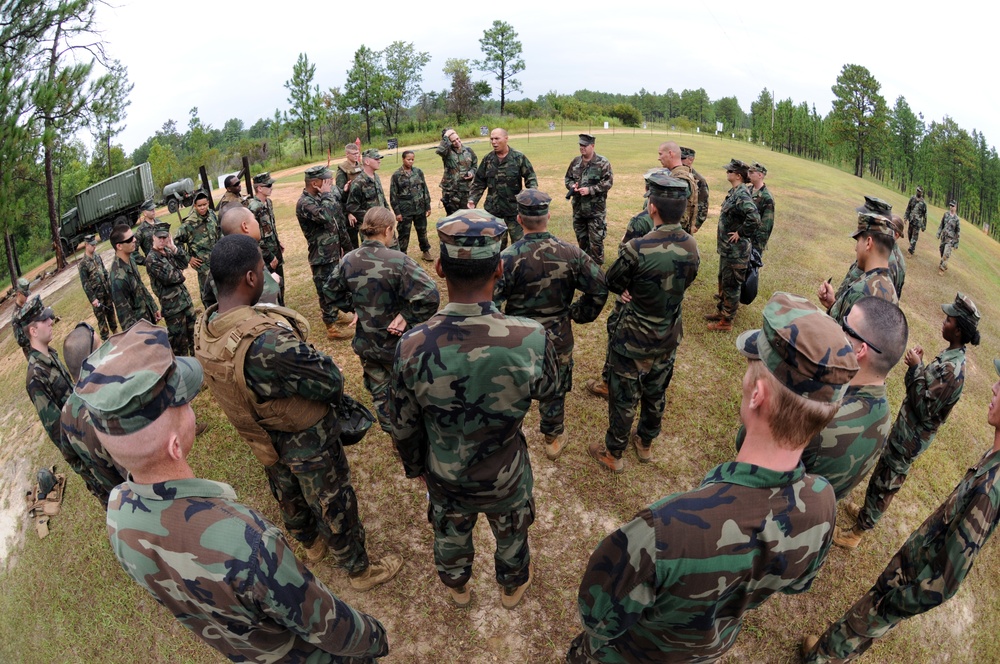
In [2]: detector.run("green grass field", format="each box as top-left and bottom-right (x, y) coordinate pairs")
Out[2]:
(1, 129), (998, 663)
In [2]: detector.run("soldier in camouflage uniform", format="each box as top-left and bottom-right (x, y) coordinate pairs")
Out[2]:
(494, 189), (608, 460)
(468, 128), (539, 249)
(23, 298), (74, 461)
(803, 357), (1000, 662)
(196, 235), (403, 590)
(174, 191), (221, 306)
(706, 159), (760, 331)
(202, 206), (283, 309)
(887, 213), (907, 297)
(836, 293), (980, 549)
(588, 173), (699, 472)
(937, 200), (961, 273)
(78, 234), (118, 340)
(324, 207), (440, 433)
(295, 165), (355, 339)
(78, 321), (390, 662)
(248, 172), (285, 305)
(389, 150), (433, 259)
(145, 222), (195, 356)
(10, 277), (31, 354)
(390, 210), (559, 609)
(132, 200), (158, 266)
(346, 149), (390, 251)
(436, 128), (478, 215)
(656, 141), (698, 233)
(564, 134), (614, 264)
(681, 147), (709, 231)
(337, 143), (364, 248)
(569, 292), (858, 663)
(904, 185), (927, 255)
(748, 161), (775, 253)
(108, 225), (160, 329)
(819, 212), (898, 324)
(833, 197), (906, 301)
(216, 174), (245, 212)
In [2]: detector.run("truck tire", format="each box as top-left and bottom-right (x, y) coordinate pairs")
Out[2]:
(113, 215), (128, 228)
(60, 237), (73, 257)
(167, 198), (178, 214)
(99, 222), (114, 241)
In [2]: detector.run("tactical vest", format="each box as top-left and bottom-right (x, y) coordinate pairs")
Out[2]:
(194, 304), (329, 466)
(669, 165), (699, 233)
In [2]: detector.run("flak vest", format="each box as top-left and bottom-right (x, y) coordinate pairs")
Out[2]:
(194, 304), (329, 466)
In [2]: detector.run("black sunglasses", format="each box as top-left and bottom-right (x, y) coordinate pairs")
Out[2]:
(842, 319), (882, 354)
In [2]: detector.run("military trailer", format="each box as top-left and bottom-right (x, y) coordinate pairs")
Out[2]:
(161, 177), (197, 213)
(58, 162), (154, 254)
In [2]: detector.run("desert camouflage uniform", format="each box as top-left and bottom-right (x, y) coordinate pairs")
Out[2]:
(468, 149), (538, 247)
(603, 222), (699, 456)
(714, 184), (760, 320)
(494, 231), (608, 437)
(133, 220), (156, 266)
(60, 392), (126, 506)
(295, 188), (352, 324)
(107, 477), (389, 662)
(145, 247), (195, 356)
(435, 136), (477, 214)
(569, 461), (836, 662)
(345, 171), (390, 249)
(324, 241), (440, 432)
(174, 208), (221, 304)
(389, 165), (432, 254)
(78, 251), (117, 340)
(807, 448), (1000, 662)
(751, 183), (775, 253)
(692, 168), (709, 230)
(904, 195), (927, 254)
(827, 267), (897, 324)
(391, 301), (558, 589)
(855, 347), (966, 532)
(109, 255), (158, 330)
(248, 196), (284, 304)
(937, 211), (961, 270)
(666, 165), (698, 234)
(564, 152), (614, 264)
(216, 190), (244, 211)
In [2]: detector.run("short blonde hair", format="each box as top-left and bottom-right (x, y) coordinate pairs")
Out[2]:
(747, 361), (839, 450)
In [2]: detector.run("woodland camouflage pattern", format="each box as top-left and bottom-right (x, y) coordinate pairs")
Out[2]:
(248, 197), (284, 287)
(569, 462), (836, 663)
(826, 267), (897, 324)
(468, 148), (538, 243)
(345, 171), (388, 230)
(715, 183), (760, 319)
(834, 248), (906, 303)
(109, 256), (159, 330)
(937, 211), (961, 269)
(26, 347), (73, 450)
(60, 392), (127, 505)
(666, 164), (698, 233)
(296, 188), (352, 323)
(564, 151), (614, 263)
(807, 448), (1000, 662)
(692, 167), (709, 229)
(107, 477), (389, 662)
(145, 247), (195, 356)
(435, 135), (477, 213)
(78, 251), (118, 340)
(905, 194), (927, 254)
(174, 208), (221, 299)
(751, 183), (775, 252)
(389, 165), (432, 253)
(133, 220), (156, 265)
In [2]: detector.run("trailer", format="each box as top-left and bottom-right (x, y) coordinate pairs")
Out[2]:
(58, 163), (155, 254)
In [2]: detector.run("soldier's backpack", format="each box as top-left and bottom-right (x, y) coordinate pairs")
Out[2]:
(740, 248), (764, 305)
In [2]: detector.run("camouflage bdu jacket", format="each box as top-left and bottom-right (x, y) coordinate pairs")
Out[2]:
(468, 149), (539, 219)
(324, 240), (440, 364)
(717, 184), (760, 261)
(391, 302), (558, 509)
(109, 256), (159, 329)
(620, 208), (654, 247)
(904, 196), (927, 230)
(145, 248), (193, 317)
(801, 384), (890, 501)
(435, 137), (477, 200)
(26, 348), (73, 446)
(60, 392), (126, 500)
(835, 249), (906, 303)
(570, 462), (836, 663)
(666, 164), (698, 233)
(606, 223), (700, 360)
(174, 209), (221, 278)
(389, 167), (431, 218)
(336, 161), (363, 193)
(11, 302), (29, 350)
(78, 252), (112, 302)
(107, 478), (388, 662)
(295, 189), (351, 266)
(345, 171), (388, 223)
(751, 183), (775, 252)
(248, 197), (282, 267)
(938, 212), (960, 245)
(564, 153), (614, 218)
(692, 168), (709, 229)
(826, 267), (897, 324)
(133, 220), (156, 265)
(494, 231), (608, 356)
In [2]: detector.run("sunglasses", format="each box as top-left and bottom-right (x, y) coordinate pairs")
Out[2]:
(842, 319), (882, 354)
(119, 236), (135, 244)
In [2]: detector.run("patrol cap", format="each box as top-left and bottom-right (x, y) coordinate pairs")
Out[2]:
(362, 148), (383, 160)
(644, 171), (690, 199)
(852, 214), (894, 239)
(84, 234), (98, 245)
(193, 190), (209, 202)
(723, 158), (749, 172)
(994, 358), (1000, 378)
(253, 172), (274, 186)
(304, 165), (333, 181)
(76, 321), (204, 436)
(578, 133), (595, 146)
(140, 199), (156, 212)
(680, 147), (696, 159)
(20, 296), (54, 325)
(16, 277), (30, 295)
(748, 161), (768, 175)
(152, 222), (172, 238)
(515, 189), (552, 216)
(855, 195), (892, 217)
(735, 292), (858, 403)
(916, 185), (923, 195)
(436, 210), (507, 260)
(949, 200), (957, 207)
(941, 292), (980, 328)
(223, 174), (240, 187)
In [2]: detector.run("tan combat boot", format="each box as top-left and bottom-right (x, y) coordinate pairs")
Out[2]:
(585, 379), (609, 400)
(349, 554), (404, 591)
(801, 635), (820, 658)
(588, 442), (624, 473)
(632, 434), (652, 463)
(544, 433), (567, 460)
(832, 525), (864, 549)
(421, 250), (433, 262)
(327, 322), (353, 340)
(447, 583), (471, 608)
(707, 319), (733, 332)
(303, 537), (328, 564)
(843, 501), (862, 521)
(500, 563), (533, 610)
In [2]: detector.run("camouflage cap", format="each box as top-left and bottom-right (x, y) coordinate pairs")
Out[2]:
(193, 190), (210, 202)
(84, 234), (98, 245)
(253, 172), (274, 186)
(152, 222), (172, 238)
(76, 321), (204, 436)
(852, 214), (894, 239)
(949, 200), (957, 207)
(515, 189), (552, 216)
(362, 149), (383, 160)
(855, 195), (892, 217)
(578, 133), (595, 146)
(748, 161), (768, 175)
(645, 171), (690, 199)
(736, 292), (858, 402)
(140, 199), (156, 212)
(16, 277), (30, 294)
(723, 158), (749, 172)
(916, 185), (923, 195)
(680, 146), (695, 159)
(20, 296), (54, 325)
(994, 358), (1000, 378)
(304, 165), (333, 181)
(941, 292), (980, 328)
(436, 210), (507, 260)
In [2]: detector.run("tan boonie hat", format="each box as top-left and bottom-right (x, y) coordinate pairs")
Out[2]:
(941, 292), (980, 328)
(736, 292), (859, 402)
(437, 210), (507, 260)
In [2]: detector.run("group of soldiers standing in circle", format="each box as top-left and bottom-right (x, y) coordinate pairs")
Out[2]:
(10, 127), (998, 663)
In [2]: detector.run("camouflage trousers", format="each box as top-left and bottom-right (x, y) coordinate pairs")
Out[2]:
(856, 417), (931, 532)
(603, 348), (676, 457)
(538, 353), (573, 436)
(309, 261), (342, 324)
(495, 214), (523, 251)
(938, 241), (956, 270)
(164, 308), (195, 357)
(716, 257), (747, 320)
(53, 435), (110, 507)
(272, 260), (285, 306)
(427, 493), (535, 590)
(572, 213), (607, 265)
(195, 268), (212, 309)
(90, 291), (118, 341)
(361, 358), (392, 433)
(398, 214), (431, 254)
(907, 223), (922, 254)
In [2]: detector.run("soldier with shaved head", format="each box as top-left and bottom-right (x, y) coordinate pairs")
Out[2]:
(468, 127), (538, 248)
